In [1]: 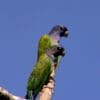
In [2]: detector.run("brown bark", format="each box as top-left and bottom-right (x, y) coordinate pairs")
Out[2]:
(0, 87), (26, 100)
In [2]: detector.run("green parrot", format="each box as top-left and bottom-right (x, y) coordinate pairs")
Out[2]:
(26, 46), (65, 100)
(38, 25), (69, 59)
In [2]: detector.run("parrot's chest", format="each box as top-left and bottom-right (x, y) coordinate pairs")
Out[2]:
(50, 39), (59, 46)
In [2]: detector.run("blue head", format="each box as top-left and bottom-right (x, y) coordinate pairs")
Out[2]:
(48, 25), (69, 40)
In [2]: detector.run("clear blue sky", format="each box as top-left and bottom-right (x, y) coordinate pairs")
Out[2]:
(0, 0), (100, 100)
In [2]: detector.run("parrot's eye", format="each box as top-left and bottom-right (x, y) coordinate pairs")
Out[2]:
(60, 27), (63, 31)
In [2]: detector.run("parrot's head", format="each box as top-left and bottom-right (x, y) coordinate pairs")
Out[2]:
(48, 25), (69, 40)
(47, 45), (65, 62)
(48, 46), (65, 57)
(53, 46), (65, 57)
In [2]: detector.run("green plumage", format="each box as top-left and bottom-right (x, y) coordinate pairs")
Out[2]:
(27, 53), (53, 99)
(38, 34), (59, 59)
(26, 25), (69, 100)
(26, 35), (60, 100)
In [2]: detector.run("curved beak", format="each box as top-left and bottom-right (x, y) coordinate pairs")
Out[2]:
(64, 31), (69, 37)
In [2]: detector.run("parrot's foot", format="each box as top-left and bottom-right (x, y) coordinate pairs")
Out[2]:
(43, 85), (53, 90)
(43, 77), (55, 90)
(49, 76), (55, 82)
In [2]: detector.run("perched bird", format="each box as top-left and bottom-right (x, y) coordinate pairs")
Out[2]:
(26, 46), (65, 100)
(38, 25), (69, 59)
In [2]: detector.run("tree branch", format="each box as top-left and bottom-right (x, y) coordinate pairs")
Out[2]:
(0, 87), (26, 100)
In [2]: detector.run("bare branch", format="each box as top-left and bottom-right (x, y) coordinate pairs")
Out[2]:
(0, 87), (26, 100)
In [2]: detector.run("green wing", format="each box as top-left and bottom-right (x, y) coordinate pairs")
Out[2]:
(27, 54), (52, 98)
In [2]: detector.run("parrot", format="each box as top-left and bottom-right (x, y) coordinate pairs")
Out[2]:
(26, 45), (65, 100)
(37, 25), (69, 59)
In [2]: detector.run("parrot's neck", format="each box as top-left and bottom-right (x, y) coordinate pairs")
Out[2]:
(47, 52), (55, 62)
(50, 34), (61, 43)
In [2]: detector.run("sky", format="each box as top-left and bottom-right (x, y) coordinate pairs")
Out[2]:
(0, 0), (100, 100)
